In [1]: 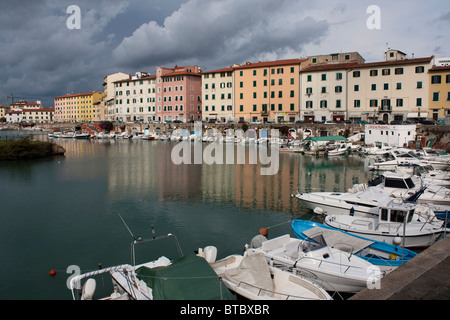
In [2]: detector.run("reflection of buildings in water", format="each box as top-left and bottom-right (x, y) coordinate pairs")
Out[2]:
(106, 140), (159, 199)
(156, 143), (202, 203)
(234, 152), (300, 213)
(56, 139), (109, 182)
(297, 155), (370, 193)
(201, 159), (235, 205)
(234, 153), (370, 213)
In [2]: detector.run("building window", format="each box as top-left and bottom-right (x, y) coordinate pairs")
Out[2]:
(336, 100), (341, 108)
(320, 100), (327, 108)
(433, 92), (440, 101)
(321, 74), (327, 81)
(431, 75), (442, 84)
(397, 99), (403, 107)
(353, 71), (360, 78)
(306, 101), (313, 109)
(371, 84), (376, 91)
(446, 74), (450, 84)
(354, 85), (359, 91)
(306, 87), (312, 94)
(335, 86), (342, 93)
(382, 69), (390, 76)
(354, 100), (361, 108)
(307, 75), (312, 82)
(336, 73), (343, 80)
(417, 81), (423, 89)
(370, 70), (378, 77)
(415, 66), (425, 73)
(395, 68), (404, 75)
(321, 87), (327, 93)
(384, 83), (389, 90)
(417, 98), (422, 106)
(396, 83), (402, 90)
(370, 99), (378, 107)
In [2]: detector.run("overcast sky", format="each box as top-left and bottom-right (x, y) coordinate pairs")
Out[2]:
(1, 0), (449, 107)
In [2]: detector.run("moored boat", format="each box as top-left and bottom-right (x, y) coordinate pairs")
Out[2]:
(291, 219), (417, 273)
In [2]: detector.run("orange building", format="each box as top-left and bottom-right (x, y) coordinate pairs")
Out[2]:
(234, 59), (307, 123)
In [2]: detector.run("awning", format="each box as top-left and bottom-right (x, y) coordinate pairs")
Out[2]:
(407, 113), (427, 118)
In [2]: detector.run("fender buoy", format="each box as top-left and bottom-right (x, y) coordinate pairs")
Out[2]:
(49, 270), (56, 276)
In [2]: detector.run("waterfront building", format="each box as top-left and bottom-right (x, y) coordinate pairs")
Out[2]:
(113, 72), (157, 123)
(348, 50), (433, 123)
(22, 108), (54, 123)
(202, 67), (234, 122)
(365, 124), (417, 147)
(234, 59), (306, 123)
(54, 92), (103, 123)
(300, 62), (359, 123)
(103, 72), (130, 122)
(5, 110), (22, 123)
(0, 105), (8, 119)
(428, 62), (450, 122)
(155, 65), (202, 123)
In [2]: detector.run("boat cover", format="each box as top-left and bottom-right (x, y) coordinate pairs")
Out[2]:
(136, 254), (235, 300)
(223, 253), (274, 297)
(303, 227), (374, 254)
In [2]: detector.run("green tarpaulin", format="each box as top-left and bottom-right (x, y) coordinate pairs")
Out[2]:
(136, 254), (236, 300)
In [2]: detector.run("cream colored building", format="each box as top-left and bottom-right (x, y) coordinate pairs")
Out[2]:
(113, 72), (157, 123)
(300, 62), (358, 123)
(202, 67), (234, 122)
(103, 72), (129, 122)
(348, 50), (433, 123)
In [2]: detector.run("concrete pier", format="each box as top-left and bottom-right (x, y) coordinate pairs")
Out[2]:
(350, 234), (450, 300)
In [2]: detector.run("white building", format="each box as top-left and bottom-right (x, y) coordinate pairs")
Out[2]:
(113, 72), (157, 123)
(365, 124), (416, 147)
(104, 72), (130, 122)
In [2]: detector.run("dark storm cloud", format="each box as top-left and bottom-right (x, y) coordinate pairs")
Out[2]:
(112, 0), (329, 70)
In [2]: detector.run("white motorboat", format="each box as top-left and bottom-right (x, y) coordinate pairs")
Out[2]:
(206, 250), (332, 300)
(245, 234), (383, 293)
(369, 172), (450, 205)
(368, 149), (423, 171)
(60, 132), (75, 139)
(324, 201), (448, 248)
(69, 233), (235, 300)
(74, 132), (91, 139)
(413, 148), (450, 171)
(293, 186), (393, 218)
(398, 165), (450, 181)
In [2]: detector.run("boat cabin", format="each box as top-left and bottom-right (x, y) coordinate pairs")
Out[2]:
(370, 173), (416, 190)
(378, 203), (415, 224)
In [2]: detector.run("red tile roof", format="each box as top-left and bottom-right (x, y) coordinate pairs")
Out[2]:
(54, 92), (103, 99)
(233, 58), (307, 70)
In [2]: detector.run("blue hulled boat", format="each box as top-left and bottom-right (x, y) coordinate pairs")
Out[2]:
(291, 219), (417, 273)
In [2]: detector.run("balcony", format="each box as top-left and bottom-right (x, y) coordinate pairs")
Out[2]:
(379, 106), (392, 112)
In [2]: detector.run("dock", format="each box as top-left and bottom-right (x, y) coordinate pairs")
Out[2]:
(350, 234), (450, 300)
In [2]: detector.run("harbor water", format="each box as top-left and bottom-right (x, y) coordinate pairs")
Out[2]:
(0, 131), (374, 300)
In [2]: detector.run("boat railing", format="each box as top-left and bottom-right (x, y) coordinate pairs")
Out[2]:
(69, 264), (132, 300)
(292, 254), (369, 275)
(232, 279), (319, 300)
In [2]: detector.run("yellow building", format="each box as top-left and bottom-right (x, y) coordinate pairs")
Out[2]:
(428, 65), (450, 121)
(54, 91), (103, 122)
(234, 59), (307, 123)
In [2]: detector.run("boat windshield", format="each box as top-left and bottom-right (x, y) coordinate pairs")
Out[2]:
(302, 234), (327, 252)
(404, 178), (415, 189)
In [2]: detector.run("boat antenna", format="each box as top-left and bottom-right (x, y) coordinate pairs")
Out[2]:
(118, 213), (135, 240)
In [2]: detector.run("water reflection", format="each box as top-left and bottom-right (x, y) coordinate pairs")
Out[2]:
(51, 138), (371, 214)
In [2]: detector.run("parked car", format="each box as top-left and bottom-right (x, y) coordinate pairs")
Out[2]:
(173, 120), (183, 123)
(420, 119), (436, 125)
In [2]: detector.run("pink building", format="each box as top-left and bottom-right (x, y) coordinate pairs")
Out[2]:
(155, 65), (202, 122)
